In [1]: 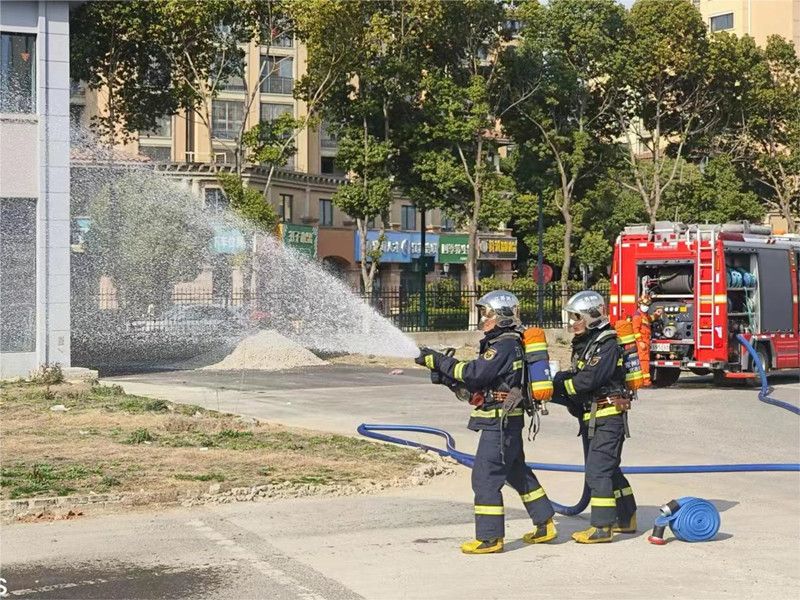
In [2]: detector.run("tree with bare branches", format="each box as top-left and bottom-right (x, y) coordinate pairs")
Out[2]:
(611, 0), (719, 226)
(503, 0), (625, 285)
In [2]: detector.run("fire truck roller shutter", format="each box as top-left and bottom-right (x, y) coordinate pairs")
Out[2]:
(757, 249), (793, 332)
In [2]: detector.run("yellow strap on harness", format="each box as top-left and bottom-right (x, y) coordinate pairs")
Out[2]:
(470, 408), (525, 419)
(582, 405), (622, 421)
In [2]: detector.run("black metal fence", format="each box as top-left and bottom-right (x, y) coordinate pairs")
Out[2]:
(363, 284), (611, 332)
(77, 283), (611, 338)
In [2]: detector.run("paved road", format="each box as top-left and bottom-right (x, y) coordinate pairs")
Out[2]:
(2, 366), (799, 599)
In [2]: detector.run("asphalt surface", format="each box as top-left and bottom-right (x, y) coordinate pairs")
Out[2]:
(2, 365), (799, 599)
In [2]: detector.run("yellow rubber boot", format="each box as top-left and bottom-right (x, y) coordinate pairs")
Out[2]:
(613, 513), (637, 534)
(522, 519), (558, 544)
(460, 538), (504, 554)
(572, 526), (613, 544)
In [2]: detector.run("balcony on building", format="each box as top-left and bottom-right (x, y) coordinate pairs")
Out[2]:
(320, 121), (339, 150)
(260, 55), (294, 95)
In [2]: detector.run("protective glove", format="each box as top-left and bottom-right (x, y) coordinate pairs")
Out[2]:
(551, 371), (570, 397)
(415, 346), (437, 368)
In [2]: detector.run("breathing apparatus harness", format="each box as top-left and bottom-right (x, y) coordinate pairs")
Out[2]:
(571, 326), (635, 439)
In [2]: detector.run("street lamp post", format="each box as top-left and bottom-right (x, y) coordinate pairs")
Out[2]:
(419, 207), (427, 330)
(537, 192), (544, 325)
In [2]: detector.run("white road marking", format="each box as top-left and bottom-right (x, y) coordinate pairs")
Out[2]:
(186, 519), (327, 600)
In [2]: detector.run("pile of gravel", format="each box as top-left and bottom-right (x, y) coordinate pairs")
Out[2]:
(203, 330), (327, 371)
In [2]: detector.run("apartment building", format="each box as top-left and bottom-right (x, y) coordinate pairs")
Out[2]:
(694, 0), (800, 50)
(71, 34), (517, 292)
(1, 1), (72, 378)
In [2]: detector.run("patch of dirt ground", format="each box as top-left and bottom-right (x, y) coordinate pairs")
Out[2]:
(0, 381), (444, 513)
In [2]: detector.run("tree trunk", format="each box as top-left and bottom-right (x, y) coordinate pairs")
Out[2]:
(778, 189), (798, 233)
(358, 219), (372, 294)
(560, 200), (572, 288)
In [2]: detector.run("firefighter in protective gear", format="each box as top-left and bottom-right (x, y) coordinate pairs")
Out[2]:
(552, 291), (637, 544)
(631, 294), (654, 386)
(416, 290), (556, 554)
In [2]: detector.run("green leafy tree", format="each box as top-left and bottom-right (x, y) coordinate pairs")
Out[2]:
(409, 0), (516, 290)
(503, 0), (626, 285)
(332, 129), (394, 293)
(85, 173), (213, 314)
(612, 0), (718, 225)
(713, 35), (800, 232)
(302, 0), (446, 292)
(660, 156), (764, 224)
(71, 1), (343, 196)
(217, 173), (278, 229)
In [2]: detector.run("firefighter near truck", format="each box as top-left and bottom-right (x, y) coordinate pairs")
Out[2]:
(610, 221), (800, 387)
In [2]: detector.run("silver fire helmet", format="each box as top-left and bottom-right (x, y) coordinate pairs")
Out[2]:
(476, 289), (520, 328)
(565, 290), (608, 329)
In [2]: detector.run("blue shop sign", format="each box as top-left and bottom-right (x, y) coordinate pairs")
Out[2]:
(212, 226), (247, 254)
(355, 230), (439, 263)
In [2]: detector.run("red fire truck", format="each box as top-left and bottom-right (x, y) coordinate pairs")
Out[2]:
(610, 221), (800, 387)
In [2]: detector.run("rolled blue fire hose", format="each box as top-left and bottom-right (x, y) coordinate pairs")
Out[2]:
(649, 497), (721, 544)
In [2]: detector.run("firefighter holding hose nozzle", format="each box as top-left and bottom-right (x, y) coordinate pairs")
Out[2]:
(552, 291), (638, 544)
(416, 290), (556, 555)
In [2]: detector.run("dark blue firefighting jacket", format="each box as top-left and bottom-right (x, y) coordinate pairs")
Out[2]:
(431, 326), (525, 432)
(556, 324), (626, 409)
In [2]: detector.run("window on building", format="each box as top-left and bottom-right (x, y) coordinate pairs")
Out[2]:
(279, 194), (293, 223)
(320, 121), (338, 149)
(710, 13), (734, 32)
(320, 156), (345, 176)
(0, 198), (37, 352)
(211, 100), (245, 140)
(219, 72), (246, 92)
(142, 115), (172, 139)
(367, 217), (377, 229)
(401, 205), (417, 231)
(260, 56), (294, 95)
(139, 146), (171, 162)
(319, 199), (333, 226)
(260, 102), (293, 122)
(261, 24), (293, 48)
(205, 188), (229, 213)
(0, 32), (36, 113)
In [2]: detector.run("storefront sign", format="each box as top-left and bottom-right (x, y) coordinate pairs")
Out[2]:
(280, 223), (318, 258)
(478, 235), (517, 260)
(354, 230), (439, 263)
(438, 234), (469, 264)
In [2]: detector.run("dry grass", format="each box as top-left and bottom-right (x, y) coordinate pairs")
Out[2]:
(0, 382), (423, 501)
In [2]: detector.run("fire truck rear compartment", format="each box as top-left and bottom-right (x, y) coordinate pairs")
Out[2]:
(638, 263), (696, 362)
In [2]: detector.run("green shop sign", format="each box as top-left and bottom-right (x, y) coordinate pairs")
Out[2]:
(281, 223), (318, 258)
(438, 234), (469, 264)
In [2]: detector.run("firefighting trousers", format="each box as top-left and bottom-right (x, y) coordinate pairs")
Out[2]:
(471, 428), (555, 540)
(581, 415), (637, 527)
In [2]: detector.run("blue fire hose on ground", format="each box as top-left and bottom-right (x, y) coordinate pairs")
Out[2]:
(358, 339), (798, 533)
(737, 333), (800, 415)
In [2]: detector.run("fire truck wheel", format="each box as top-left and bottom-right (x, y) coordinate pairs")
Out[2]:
(651, 366), (680, 388)
(712, 370), (728, 386)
